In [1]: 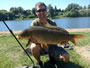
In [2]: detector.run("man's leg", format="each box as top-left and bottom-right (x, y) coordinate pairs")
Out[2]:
(48, 45), (70, 63)
(49, 55), (56, 64)
(30, 43), (43, 66)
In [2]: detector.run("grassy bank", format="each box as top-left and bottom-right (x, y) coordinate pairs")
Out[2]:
(0, 32), (90, 68)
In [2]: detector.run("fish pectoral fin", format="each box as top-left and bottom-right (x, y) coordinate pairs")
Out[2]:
(41, 43), (48, 52)
(45, 44), (48, 49)
(41, 44), (48, 49)
(41, 44), (44, 48)
(44, 44), (48, 52)
(26, 38), (31, 47)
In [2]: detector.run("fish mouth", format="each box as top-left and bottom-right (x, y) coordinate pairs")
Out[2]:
(16, 36), (22, 39)
(16, 36), (30, 40)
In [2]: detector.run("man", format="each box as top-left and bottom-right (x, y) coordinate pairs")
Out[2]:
(30, 2), (69, 67)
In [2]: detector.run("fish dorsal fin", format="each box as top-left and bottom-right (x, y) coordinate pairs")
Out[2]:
(43, 23), (68, 33)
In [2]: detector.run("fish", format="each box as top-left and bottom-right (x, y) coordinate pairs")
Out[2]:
(20, 25), (69, 47)
(17, 26), (84, 50)
(41, 25), (69, 45)
(26, 25), (69, 47)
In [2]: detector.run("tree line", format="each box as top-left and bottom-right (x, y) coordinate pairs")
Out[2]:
(0, 3), (90, 21)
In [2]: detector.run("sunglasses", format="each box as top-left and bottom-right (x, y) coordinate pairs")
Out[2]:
(36, 9), (46, 12)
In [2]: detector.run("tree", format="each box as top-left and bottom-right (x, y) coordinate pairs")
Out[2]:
(65, 3), (82, 11)
(23, 9), (31, 16)
(0, 10), (8, 20)
(54, 6), (58, 15)
(10, 7), (18, 14)
(47, 4), (54, 17)
(69, 9), (80, 17)
(8, 12), (15, 20)
(79, 10), (88, 16)
(88, 4), (90, 9)
(31, 8), (36, 16)
(17, 7), (24, 15)
(83, 6), (87, 9)
(10, 7), (24, 15)
(88, 9), (90, 16)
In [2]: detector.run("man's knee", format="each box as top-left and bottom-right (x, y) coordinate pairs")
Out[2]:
(59, 54), (70, 62)
(30, 43), (40, 50)
(30, 43), (41, 62)
(30, 43), (40, 54)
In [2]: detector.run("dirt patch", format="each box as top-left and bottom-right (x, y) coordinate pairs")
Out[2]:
(0, 28), (90, 35)
(66, 28), (90, 32)
(74, 45), (90, 63)
(0, 31), (22, 35)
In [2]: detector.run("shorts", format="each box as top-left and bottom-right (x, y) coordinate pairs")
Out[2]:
(40, 44), (69, 59)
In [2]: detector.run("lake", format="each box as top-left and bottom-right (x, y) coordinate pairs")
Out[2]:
(0, 17), (90, 31)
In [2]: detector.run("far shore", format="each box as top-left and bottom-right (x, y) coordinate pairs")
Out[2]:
(0, 28), (90, 35)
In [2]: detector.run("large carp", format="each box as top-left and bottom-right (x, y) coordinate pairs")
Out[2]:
(17, 26), (84, 49)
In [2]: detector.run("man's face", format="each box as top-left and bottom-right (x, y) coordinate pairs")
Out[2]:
(36, 4), (47, 19)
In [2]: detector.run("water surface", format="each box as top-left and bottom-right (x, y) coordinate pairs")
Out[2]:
(0, 17), (90, 31)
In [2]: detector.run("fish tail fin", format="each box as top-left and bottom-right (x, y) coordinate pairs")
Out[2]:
(71, 34), (84, 45)
(74, 34), (84, 39)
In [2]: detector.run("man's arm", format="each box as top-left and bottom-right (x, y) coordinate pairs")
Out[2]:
(31, 18), (40, 26)
(31, 21), (37, 26)
(47, 19), (57, 26)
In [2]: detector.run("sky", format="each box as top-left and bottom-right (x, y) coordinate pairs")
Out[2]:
(0, 0), (90, 11)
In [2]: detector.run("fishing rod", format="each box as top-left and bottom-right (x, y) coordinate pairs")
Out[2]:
(2, 20), (36, 68)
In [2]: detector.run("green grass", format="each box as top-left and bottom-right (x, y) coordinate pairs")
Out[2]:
(0, 32), (90, 68)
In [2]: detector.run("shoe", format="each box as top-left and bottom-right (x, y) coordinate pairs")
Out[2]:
(37, 61), (44, 68)
(61, 44), (73, 50)
(49, 56), (56, 64)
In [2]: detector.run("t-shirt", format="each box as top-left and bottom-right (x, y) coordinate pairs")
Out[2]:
(31, 18), (57, 27)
